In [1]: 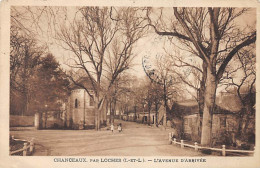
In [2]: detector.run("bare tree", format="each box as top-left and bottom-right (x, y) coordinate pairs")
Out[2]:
(144, 54), (182, 126)
(54, 7), (146, 130)
(143, 80), (154, 126)
(146, 7), (256, 145)
(144, 80), (165, 126)
(165, 49), (203, 113)
(221, 45), (255, 139)
(151, 82), (164, 127)
(106, 74), (134, 124)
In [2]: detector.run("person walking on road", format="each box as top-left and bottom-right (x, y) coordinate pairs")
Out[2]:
(118, 123), (122, 132)
(111, 124), (114, 133)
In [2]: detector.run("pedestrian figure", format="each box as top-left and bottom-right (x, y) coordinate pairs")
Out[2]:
(118, 123), (122, 132)
(111, 124), (114, 133)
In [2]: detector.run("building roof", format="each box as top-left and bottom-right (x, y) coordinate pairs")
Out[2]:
(177, 100), (198, 107)
(215, 92), (242, 113)
(174, 96), (239, 115)
(69, 69), (97, 90)
(70, 76), (96, 90)
(216, 87), (256, 113)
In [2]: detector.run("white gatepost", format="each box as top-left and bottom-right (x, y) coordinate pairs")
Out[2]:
(195, 142), (198, 151)
(222, 145), (226, 156)
(29, 138), (34, 153)
(23, 143), (28, 156)
(181, 140), (184, 148)
(168, 133), (172, 144)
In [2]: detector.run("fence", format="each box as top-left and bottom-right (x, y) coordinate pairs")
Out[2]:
(168, 132), (254, 156)
(10, 136), (35, 156)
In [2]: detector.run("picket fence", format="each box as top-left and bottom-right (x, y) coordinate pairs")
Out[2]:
(168, 133), (254, 156)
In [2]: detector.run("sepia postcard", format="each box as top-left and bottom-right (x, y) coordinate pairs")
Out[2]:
(0, 0), (260, 168)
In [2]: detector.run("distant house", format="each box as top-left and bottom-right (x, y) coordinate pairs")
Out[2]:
(183, 113), (238, 143)
(178, 92), (255, 143)
(127, 113), (136, 122)
(176, 100), (237, 142)
(136, 112), (156, 124)
(183, 102), (238, 141)
(121, 114), (128, 121)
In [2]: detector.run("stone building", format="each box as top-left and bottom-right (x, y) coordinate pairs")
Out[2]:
(183, 113), (238, 143)
(65, 77), (107, 129)
(179, 94), (255, 145)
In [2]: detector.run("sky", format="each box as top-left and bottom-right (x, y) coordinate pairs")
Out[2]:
(11, 6), (256, 99)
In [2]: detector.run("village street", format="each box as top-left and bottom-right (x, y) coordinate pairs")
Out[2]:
(10, 120), (203, 156)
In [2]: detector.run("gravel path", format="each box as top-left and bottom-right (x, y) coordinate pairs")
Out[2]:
(10, 119), (204, 156)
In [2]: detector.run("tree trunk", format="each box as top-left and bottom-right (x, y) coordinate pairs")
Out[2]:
(163, 82), (167, 127)
(148, 106), (151, 126)
(39, 112), (43, 129)
(155, 103), (158, 127)
(118, 104), (122, 120)
(22, 48), (29, 116)
(44, 112), (48, 129)
(134, 105), (137, 122)
(198, 63), (207, 137)
(98, 108), (101, 129)
(112, 98), (116, 124)
(109, 100), (112, 124)
(242, 115), (250, 137)
(181, 115), (185, 139)
(236, 110), (245, 137)
(201, 67), (217, 146)
(241, 105), (253, 137)
(95, 95), (100, 130)
(198, 61), (207, 116)
(163, 109), (167, 127)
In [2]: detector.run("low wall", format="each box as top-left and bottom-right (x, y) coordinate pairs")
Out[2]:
(10, 115), (34, 127)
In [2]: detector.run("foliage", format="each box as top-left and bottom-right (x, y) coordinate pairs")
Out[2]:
(10, 25), (45, 115)
(30, 54), (70, 112)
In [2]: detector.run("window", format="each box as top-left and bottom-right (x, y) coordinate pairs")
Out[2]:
(75, 99), (78, 108)
(89, 96), (94, 106)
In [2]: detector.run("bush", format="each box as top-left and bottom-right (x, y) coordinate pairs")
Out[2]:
(212, 131), (233, 147)
(201, 149), (212, 155)
(247, 132), (255, 143)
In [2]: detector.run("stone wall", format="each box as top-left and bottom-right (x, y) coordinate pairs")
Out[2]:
(10, 115), (34, 127)
(183, 113), (240, 143)
(183, 114), (200, 142)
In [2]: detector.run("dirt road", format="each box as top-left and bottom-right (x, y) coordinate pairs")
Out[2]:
(10, 119), (203, 156)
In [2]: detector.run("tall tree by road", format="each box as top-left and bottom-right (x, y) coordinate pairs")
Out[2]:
(56, 7), (147, 130)
(30, 54), (70, 127)
(10, 24), (45, 115)
(221, 44), (256, 139)
(147, 7), (256, 146)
